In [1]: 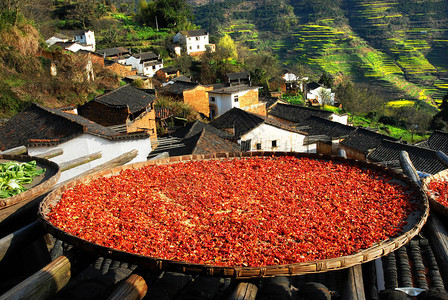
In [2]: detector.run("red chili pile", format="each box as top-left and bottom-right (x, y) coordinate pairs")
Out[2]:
(47, 156), (420, 267)
(427, 179), (448, 207)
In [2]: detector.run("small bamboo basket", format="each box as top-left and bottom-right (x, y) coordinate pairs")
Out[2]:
(0, 154), (60, 209)
(422, 168), (448, 216)
(39, 152), (429, 279)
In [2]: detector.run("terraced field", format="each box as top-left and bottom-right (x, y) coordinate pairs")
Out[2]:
(195, 0), (448, 104)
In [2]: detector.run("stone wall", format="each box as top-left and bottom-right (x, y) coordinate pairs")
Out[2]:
(183, 86), (211, 117)
(239, 89), (259, 109)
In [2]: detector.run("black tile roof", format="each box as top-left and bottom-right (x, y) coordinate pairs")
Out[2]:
(427, 131), (448, 154)
(226, 72), (250, 80)
(186, 29), (207, 37)
(160, 81), (200, 95)
(259, 96), (279, 110)
(209, 85), (258, 94)
(296, 116), (355, 139)
(210, 108), (306, 139)
(96, 47), (130, 57)
(367, 139), (447, 174)
(192, 130), (241, 155)
(51, 33), (72, 40)
(171, 75), (191, 82)
(0, 104), (148, 151)
(133, 52), (158, 62)
(160, 66), (179, 74)
(149, 129), (240, 158)
(268, 103), (333, 124)
(94, 84), (156, 114)
(340, 127), (398, 154)
(61, 29), (91, 37)
(307, 82), (321, 90)
(170, 120), (233, 140)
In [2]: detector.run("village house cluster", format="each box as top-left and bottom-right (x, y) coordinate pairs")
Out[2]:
(1, 29), (446, 183)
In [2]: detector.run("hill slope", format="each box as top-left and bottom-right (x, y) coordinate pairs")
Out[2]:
(193, 0), (448, 103)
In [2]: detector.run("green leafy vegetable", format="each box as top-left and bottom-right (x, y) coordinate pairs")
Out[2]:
(0, 161), (45, 198)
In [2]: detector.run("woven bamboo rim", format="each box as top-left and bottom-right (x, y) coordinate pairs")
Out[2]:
(0, 154), (60, 209)
(422, 168), (448, 216)
(38, 152), (429, 278)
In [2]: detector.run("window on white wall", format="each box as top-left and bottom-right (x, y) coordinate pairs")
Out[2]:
(210, 97), (215, 102)
(272, 140), (277, 148)
(256, 143), (261, 150)
(234, 95), (239, 102)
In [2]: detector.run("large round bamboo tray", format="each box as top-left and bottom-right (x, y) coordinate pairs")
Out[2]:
(422, 168), (448, 216)
(0, 154), (60, 209)
(38, 152), (429, 279)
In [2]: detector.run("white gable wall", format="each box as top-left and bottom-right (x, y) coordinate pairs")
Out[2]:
(126, 56), (141, 71)
(185, 34), (209, 54)
(142, 62), (163, 77)
(46, 36), (69, 46)
(240, 124), (311, 153)
(209, 90), (254, 117)
(307, 87), (335, 105)
(331, 114), (348, 125)
(28, 133), (151, 183)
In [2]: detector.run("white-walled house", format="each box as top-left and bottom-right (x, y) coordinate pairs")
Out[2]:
(0, 104), (151, 183)
(173, 29), (214, 56)
(306, 82), (335, 106)
(125, 52), (163, 77)
(210, 108), (311, 153)
(45, 33), (72, 46)
(46, 30), (95, 52)
(208, 85), (260, 119)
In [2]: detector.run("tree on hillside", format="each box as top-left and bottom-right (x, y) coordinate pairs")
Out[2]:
(216, 34), (238, 61)
(317, 88), (333, 106)
(244, 51), (281, 90)
(318, 71), (334, 88)
(335, 81), (386, 114)
(137, 0), (193, 31)
(54, 0), (96, 29)
(430, 93), (448, 132)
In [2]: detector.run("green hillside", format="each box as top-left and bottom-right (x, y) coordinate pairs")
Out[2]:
(194, 0), (448, 104)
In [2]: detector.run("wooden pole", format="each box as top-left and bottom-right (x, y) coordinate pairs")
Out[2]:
(425, 212), (448, 285)
(65, 149), (138, 181)
(58, 152), (102, 172)
(399, 150), (421, 186)
(106, 274), (147, 300)
(0, 146), (27, 156)
(0, 250), (76, 300)
(228, 282), (258, 300)
(436, 150), (448, 167)
(344, 265), (366, 300)
(34, 148), (63, 160)
(0, 220), (44, 263)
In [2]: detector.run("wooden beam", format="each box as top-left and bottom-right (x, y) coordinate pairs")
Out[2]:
(228, 282), (258, 300)
(33, 148), (63, 160)
(344, 265), (366, 300)
(0, 146), (27, 156)
(106, 274), (147, 300)
(65, 149), (138, 181)
(399, 151), (421, 186)
(436, 150), (448, 167)
(0, 221), (44, 263)
(58, 152), (102, 172)
(425, 212), (448, 286)
(0, 250), (76, 300)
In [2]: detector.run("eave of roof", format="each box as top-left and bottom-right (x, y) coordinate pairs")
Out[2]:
(208, 85), (259, 94)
